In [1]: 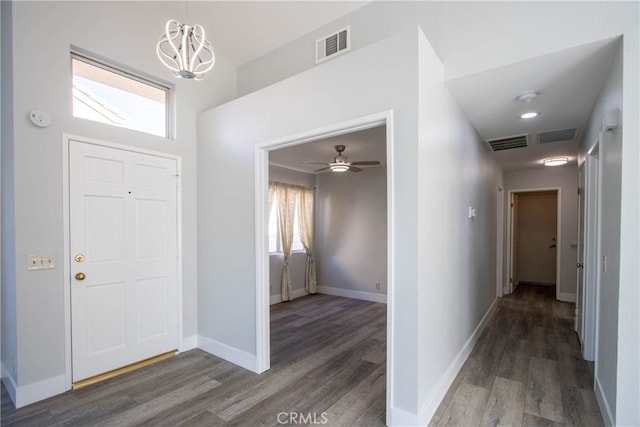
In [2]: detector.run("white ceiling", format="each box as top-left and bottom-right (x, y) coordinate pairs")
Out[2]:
(445, 37), (619, 171)
(188, 1), (369, 66)
(269, 126), (386, 174)
(185, 2), (620, 174)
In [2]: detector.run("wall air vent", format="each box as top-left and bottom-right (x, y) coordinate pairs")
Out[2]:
(538, 128), (577, 144)
(486, 134), (529, 151)
(316, 26), (350, 64)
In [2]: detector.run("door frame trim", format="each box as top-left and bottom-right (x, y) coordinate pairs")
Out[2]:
(254, 110), (393, 423)
(506, 187), (562, 300)
(62, 133), (184, 390)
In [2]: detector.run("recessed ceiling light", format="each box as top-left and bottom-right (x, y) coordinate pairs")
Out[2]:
(543, 157), (569, 167)
(521, 112), (539, 119)
(517, 91), (538, 103)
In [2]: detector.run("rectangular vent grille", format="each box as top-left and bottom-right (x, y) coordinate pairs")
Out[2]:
(538, 128), (577, 144)
(486, 134), (529, 151)
(316, 26), (350, 63)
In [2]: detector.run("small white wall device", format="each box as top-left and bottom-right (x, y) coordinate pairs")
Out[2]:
(602, 109), (620, 133)
(28, 109), (52, 128)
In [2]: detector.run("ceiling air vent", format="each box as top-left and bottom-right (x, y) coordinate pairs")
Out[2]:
(538, 128), (577, 144)
(316, 26), (350, 64)
(486, 134), (529, 151)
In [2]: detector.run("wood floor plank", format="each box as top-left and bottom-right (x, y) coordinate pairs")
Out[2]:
(525, 357), (564, 423)
(557, 342), (594, 390)
(481, 376), (525, 427)
(561, 384), (604, 427)
(437, 382), (490, 426)
(94, 376), (221, 427)
(497, 338), (531, 383)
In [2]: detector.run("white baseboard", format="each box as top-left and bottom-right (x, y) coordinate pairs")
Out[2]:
(2, 371), (67, 409)
(2, 366), (17, 407)
(317, 285), (387, 304)
(388, 405), (420, 427)
(421, 298), (498, 425)
(270, 288), (309, 305)
(558, 292), (576, 303)
(198, 335), (258, 373)
(180, 335), (198, 352)
(595, 375), (614, 426)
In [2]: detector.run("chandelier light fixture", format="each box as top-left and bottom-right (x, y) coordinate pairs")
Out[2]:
(156, 19), (215, 80)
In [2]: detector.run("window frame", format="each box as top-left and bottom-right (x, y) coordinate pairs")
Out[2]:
(268, 194), (306, 255)
(70, 48), (174, 139)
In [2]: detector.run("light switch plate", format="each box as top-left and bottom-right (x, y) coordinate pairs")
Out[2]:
(27, 254), (56, 270)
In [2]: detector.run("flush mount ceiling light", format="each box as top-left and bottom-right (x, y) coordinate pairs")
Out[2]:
(157, 19), (215, 80)
(543, 157), (569, 167)
(517, 91), (538, 103)
(520, 112), (539, 119)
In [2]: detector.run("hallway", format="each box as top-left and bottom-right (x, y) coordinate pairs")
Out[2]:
(430, 283), (603, 426)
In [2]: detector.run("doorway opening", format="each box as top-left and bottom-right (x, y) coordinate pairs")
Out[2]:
(507, 188), (561, 299)
(254, 111), (393, 425)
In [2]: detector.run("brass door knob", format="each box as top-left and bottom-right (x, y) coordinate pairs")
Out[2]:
(75, 272), (86, 281)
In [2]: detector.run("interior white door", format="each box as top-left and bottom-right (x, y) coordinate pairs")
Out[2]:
(70, 141), (178, 382)
(582, 150), (601, 361)
(576, 167), (586, 336)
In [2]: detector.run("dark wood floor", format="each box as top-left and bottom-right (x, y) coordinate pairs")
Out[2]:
(1, 294), (387, 426)
(2, 285), (603, 427)
(430, 283), (603, 427)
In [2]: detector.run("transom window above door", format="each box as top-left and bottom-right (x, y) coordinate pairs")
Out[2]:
(71, 51), (172, 138)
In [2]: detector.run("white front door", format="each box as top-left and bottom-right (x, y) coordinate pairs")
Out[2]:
(70, 141), (178, 382)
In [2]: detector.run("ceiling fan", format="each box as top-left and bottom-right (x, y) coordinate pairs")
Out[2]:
(311, 145), (381, 173)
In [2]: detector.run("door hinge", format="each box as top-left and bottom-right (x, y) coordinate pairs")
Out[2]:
(509, 277), (513, 283)
(510, 202), (514, 208)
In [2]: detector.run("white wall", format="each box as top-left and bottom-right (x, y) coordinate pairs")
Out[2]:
(504, 166), (579, 301)
(197, 29), (422, 424)
(197, 27), (502, 425)
(1, 1), (237, 406)
(579, 37), (637, 425)
(268, 165), (315, 302)
(315, 166), (387, 299)
(417, 32), (503, 422)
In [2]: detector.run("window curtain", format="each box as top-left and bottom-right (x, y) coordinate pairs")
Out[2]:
(299, 187), (317, 294)
(275, 184), (298, 301)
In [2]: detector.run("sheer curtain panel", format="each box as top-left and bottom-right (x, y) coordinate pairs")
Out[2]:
(299, 187), (317, 294)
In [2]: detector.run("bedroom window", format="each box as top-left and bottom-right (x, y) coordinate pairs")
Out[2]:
(71, 51), (171, 138)
(268, 194), (304, 253)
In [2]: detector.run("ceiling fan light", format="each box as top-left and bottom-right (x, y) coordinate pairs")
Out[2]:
(543, 157), (568, 167)
(330, 163), (349, 172)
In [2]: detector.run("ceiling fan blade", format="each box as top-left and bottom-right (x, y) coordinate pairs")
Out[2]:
(315, 166), (331, 172)
(348, 165), (363, 172)
(351, 161), (380, 166)
(305, 162), (330, 165)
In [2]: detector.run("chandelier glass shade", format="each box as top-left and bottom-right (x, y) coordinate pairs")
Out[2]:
(156, 19), (215, 80)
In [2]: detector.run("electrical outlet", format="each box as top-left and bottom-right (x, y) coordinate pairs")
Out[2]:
(375, 282), (381, 290)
